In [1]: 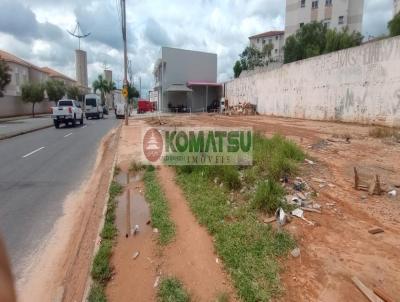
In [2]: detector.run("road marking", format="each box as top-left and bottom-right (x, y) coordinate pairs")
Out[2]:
(64, 133), (73, 138)
(22, 147), (45, 158)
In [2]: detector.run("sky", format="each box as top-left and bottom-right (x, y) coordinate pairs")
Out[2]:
(0, 0), (395, 96)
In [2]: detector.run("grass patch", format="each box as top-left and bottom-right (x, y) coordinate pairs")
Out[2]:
(144, 168), (175, 245)
(175, 132), (303, 301)
(369, 126), (400, 140)
(87, 281), (107, 302)
(88, 176), (124, 301)
(253, 179), (285, 214)
(157, 278), (190, 302)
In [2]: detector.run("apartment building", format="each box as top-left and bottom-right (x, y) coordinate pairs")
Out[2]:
(153, 47), (219, 113)
(285, 0), (365, 39)
(42, 67), (77, 87)
(248, 31), (285, 62)
(395, 0), (400, 15)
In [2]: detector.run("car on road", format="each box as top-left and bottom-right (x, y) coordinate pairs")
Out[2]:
(115, 102), (126, 119)
(84, 94), (104, 119)
(52, 99), (84, 128)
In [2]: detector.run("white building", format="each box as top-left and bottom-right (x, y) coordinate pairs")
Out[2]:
(153, 47), (220, 113)
(248, 31), (285, 62)
(395, 0), (400, 15)
(285, 0), (365, 39)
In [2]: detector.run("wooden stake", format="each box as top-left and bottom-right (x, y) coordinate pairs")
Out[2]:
(352, 276), (384, 302)
(373, 287), (395, 302)
(354, 167), (359, 189)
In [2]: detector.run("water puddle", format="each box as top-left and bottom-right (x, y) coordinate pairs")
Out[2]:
(115, 172), (151, 237)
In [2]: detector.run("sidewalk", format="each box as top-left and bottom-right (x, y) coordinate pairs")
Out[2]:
(0, 115), (53, 140)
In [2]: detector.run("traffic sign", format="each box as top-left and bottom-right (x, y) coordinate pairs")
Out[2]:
(122, 87), (128, 97)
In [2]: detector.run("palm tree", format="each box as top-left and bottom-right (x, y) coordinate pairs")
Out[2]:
(92, 75), (109, 105)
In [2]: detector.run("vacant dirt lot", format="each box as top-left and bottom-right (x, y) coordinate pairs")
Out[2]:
(142, 113), (400, 301)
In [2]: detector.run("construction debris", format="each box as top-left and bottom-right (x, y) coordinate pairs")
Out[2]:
(227, 102), (257, 115)
(354, 167), (384, 195)
(352, 276), (384, 302)
(305, 159), (315, 165)
(388, 190), (397, 197)
(276, 208), (288, 225)
(132, 251), (140, 260)
(153, 276), (160, 288)
(368, 227), (384, 235)
(263, 216), (276, 224)
(290, 247), (301, 258)
(373, 287), (396, 302)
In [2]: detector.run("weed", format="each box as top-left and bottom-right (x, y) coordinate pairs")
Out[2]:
(87, 281), (107, 302)
(253, 179), (285, 214)
(177, 171), (295, 301)
(215, 292), (230, 302)
(157, 278), (190, 302)
(144, 169), (175, 245)
(369, 126), (400, 140)
(113, 165), (121, 177)
(91, 240), (113, 283)
(129, 160), (145, 172)
(109, 181), (123, 199)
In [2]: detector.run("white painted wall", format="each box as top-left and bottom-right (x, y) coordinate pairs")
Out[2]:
(225, 36), (400, 127)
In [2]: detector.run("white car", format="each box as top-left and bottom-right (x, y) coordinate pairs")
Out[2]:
(51, 99), (84, 128)
(85, 94), (104, 119)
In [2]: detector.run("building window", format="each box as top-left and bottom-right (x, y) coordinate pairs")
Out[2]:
(269, 39), (272, 44)
(300, 22), (305, 28)
(338, 16), (344, 24)
(325, 0), (332, 6)
(257, 38), (260, 43)
(275, 36), (278, 40)
(301, 0), (306, 7)
(312, 1), (318, 9)
(15, 73), (20, 85)
(275, 49), (278, 54)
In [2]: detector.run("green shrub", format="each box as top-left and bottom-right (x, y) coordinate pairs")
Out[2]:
(87, 281), (107, 302)
(253, 179), (285, 214)
(157, 278), (190, 302)
(91, 240), (113, 283)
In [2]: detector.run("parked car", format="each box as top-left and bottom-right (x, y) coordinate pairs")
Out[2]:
(137, 99), (154, 114)
(115, 102), (126, 119)
(84, 94), (104, 119)
(51, 99), (83, 128)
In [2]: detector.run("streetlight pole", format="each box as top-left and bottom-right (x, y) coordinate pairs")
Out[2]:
(121, 0), (129, 125)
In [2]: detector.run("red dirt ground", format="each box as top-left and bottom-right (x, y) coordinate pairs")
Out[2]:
(108, 114), (400, 301)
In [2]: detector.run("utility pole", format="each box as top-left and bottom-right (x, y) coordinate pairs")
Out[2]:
(139, 77), (141, 98)
(121, 0), (129, 125)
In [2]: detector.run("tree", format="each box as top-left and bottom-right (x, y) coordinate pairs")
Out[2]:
(233, 60), (242, 78)
(388, 12), (400, 37)
(128, 83), (139, 101)
(324, 28), (363, 53)
(0, 56), (11, 97)
(262, 42), (274, 62)
(240, 46), (264, 70)
(284, 22), (363, 64)
(45, 79), (65, 103)
(21, 82), (45, 118)
(92, 75), (109, 105)
(66, 85), (81, 100)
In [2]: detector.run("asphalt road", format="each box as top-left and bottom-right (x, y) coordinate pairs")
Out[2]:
(0, 117), (119, 278)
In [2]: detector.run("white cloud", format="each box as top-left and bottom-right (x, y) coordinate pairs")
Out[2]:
(0, 0), (394, 96)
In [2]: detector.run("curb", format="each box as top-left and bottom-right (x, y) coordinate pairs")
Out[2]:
(0, 124), (53, 141)
(81, 124), (122, 302)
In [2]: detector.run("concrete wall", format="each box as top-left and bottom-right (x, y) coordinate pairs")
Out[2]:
(225, 36), (400, 127)
(1, 95), (54, 117)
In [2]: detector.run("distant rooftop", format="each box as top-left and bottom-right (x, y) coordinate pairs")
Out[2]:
(41, 67), (76, 83)
(0, 49), (43, 71)
(249, 30), (285, 40)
